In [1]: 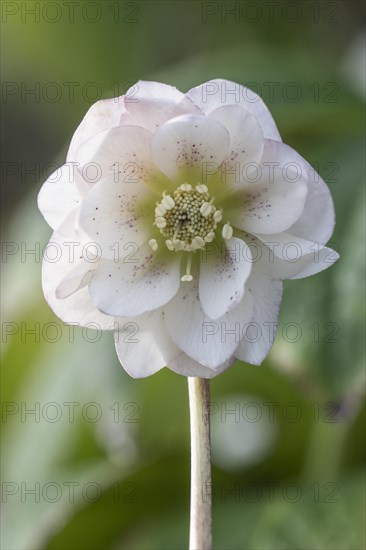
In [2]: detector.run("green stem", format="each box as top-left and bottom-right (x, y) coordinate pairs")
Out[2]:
(188, 377), (212, 550)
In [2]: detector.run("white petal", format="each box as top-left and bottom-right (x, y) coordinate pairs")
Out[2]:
(114, 309), (178, 378)
(42, 225), (112, 329)
(208, 104), (264, 187)
(38, 164), (88, 231)
(67, 96), (127, 162)
(199, 237), (252, 319)
(75, 125), (160, 188)
(78, 174), (153, 260)
(55, 261), (94, 299)
(241, 139), (335, 244)
(186, 79), (281, 141)
(150, 114), (230, 183)
(227, 178), (307, 234)
(115, 306), (234, 378)
(164, 279), (253, 369)
(120, 80), (201, 131)
(289, 163), (335, 245)
(235, 270), (283, 366)
(255, 232), (340, 279)
(167, 351), (235, 378)
(89, 245), (181, 317)
(258, 139), (309, 178)
(222, 140), (309, 234)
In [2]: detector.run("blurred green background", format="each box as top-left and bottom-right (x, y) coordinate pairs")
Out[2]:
(1, 1), (365, 549)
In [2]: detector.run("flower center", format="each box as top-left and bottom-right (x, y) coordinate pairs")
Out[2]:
(148, 183), (234, 282)
(153, 183), (222, 252)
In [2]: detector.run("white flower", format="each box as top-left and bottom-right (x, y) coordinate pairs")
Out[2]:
(38, 79), (339, 378)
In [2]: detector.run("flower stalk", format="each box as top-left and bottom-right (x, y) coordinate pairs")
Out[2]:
(188, 377), (212, 550)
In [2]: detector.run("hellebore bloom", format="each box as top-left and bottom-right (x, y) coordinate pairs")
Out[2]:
(38, 79), (339, 378)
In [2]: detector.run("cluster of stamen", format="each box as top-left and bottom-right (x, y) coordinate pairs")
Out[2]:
(153, 184), (222, 252)
(148, 183), (233, 282)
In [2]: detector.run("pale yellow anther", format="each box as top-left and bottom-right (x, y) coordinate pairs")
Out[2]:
(179, 183), (192, 191)
(148, 239), (158, 251)
(204, 232), (215, 242)
(200, 202), (213, 217)
(173, 239), (184, 250)
(165, 240), (174, 250)
(155, 217), (167, 229)
(155, 204), (166, 217)
(222, 223), (233, 240)
(214, 210), (222, 222)
(196, 184), (208, 194)
(192, 236), (205, 249)
(162, 195), (175, 210)
(181, 274), (193, 282)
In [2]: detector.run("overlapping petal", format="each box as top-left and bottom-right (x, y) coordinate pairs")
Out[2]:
(120, 80), (201, 131)
(226, 179), (307, 235)
(55, 261), (94, 299)
(114, 309), (177, 378)
(75, 125), (159, 189)
(67, 96), (127, 162)
(222, 140), (308, 234)
(289, 164), (335, 245)
(186, 79), (282, 141)
(89, 244), (181, 317)
(255, 232), (339, 279)
(114, 308), (235, 379)
(150, 114), (230, 184)
(164, 279), (253, 369)
(42, 223), (112, 329)
(199, 237), (252, 319)
(37, 164), (89, 231)
(234, 270), (283, 366)
(208, 104), (264, 189)
(167, 350), (235, 378)
(244, 139), (335, 244)
(79, 174), (154, 259)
